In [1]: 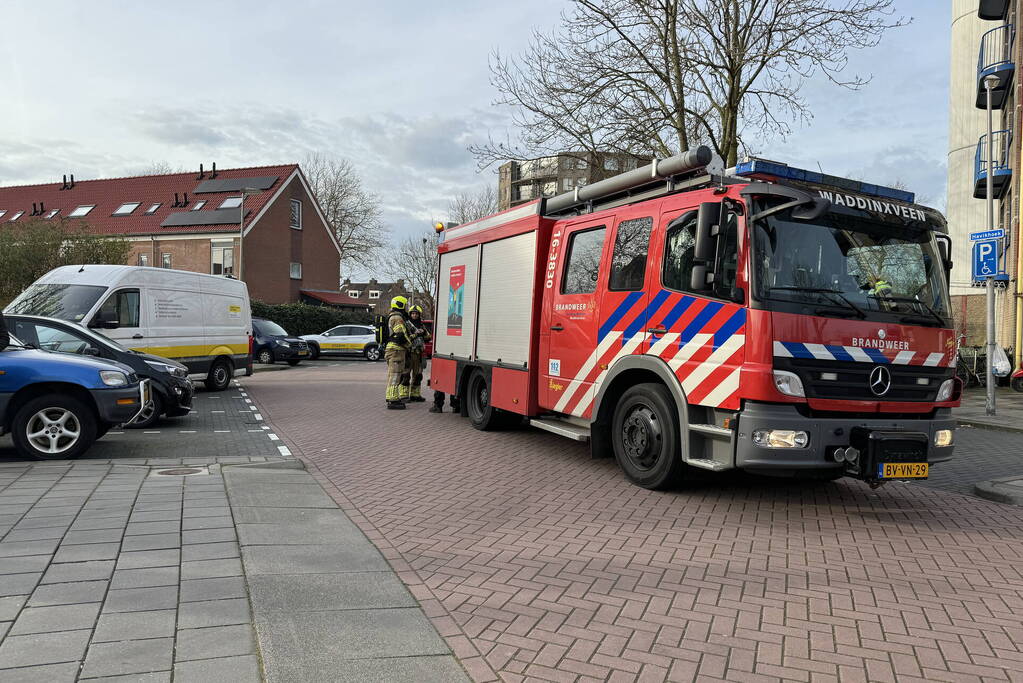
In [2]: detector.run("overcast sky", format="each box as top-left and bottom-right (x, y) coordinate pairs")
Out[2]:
(1, 0), (947, 276)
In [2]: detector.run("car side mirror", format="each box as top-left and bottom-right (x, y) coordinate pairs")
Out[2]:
(84, 346), (100, 356)
(89, 313), (119, 330)
(936, 233), (953, 274)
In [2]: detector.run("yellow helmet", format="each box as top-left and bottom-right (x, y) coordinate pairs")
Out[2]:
(390, 295), (408, 311)
(409, 304), (423, 315)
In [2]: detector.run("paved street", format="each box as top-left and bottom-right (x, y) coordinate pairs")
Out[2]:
(246, 361), (1023, 683)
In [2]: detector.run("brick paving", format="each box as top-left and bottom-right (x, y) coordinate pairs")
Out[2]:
(246, 361), (1023, 683)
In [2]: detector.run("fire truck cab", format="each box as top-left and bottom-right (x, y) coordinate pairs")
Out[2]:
(430, 148), (959, 490)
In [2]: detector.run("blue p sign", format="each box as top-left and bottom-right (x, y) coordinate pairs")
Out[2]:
(973, 240), (998, 280)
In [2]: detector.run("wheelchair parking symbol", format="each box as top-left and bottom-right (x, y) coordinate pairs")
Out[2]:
(973, 240), (998, 280)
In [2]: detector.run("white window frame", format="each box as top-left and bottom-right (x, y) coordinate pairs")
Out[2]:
(190, 200), (207, 211)
(562, 178), (575, 191)
(45, 209), (59, 219)
(289, 262), (303, 279)
(161, 253), (172, 269)
(69, 205), (95, 218)
(9, 211), (24, 221)
(290, 199), (302, 230)
(368, 290), (381, 299)
(218, 197), (243, 209)
(348, 290), (361, 298)
(145, 203), (161, 214)
(138, 253), (149, 267)
(113, 202), (141, 216)
(210, 239), (235, 276)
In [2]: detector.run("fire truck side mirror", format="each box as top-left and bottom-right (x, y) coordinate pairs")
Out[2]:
(935, 233), (953, 275)
(693, 203), (720, 262)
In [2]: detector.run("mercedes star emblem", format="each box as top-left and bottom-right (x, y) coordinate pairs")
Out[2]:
(869, 365), (892, 397)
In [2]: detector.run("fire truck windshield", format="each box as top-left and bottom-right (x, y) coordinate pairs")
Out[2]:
(752, 206), (951, 325)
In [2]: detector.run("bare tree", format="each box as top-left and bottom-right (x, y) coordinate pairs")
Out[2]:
(303, 152), (389, 272)
(473, 0), (906, 168)
(383, 231), (439, 319)
(447, 186), (499, 224)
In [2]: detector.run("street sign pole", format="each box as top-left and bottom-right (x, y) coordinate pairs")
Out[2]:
(984, 74), (998, 417)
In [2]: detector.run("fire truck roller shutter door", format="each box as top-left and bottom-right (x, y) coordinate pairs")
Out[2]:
(476, 232), (537, 367)
(435, 246), (480, 360)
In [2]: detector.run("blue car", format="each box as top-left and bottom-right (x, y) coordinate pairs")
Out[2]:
(1, 333), (148, 460)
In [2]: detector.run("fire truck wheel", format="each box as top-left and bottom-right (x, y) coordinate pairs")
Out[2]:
(611, 383), (684, 490)
(466, 368), (513, 431)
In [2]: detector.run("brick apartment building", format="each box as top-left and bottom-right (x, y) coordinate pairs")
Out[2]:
(0, 164), (343, 304)
(497, 151), (651, 211)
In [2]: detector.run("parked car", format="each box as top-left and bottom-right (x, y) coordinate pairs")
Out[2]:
(252, 318), (309, 365)
(0, 333), (149, 460)
(422, 319), (434, 358)
(5, 265), (252, 392)
(5, 314), (194, 429)
(300, 324), (381, 361)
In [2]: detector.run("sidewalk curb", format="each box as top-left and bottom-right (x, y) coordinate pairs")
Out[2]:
(974, 476), (1023, 504)
(956, 418), (1023, 434)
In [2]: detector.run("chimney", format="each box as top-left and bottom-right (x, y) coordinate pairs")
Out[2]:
(198, 163), (205, 180)
(31, 203), (37, 216)
(211, 162), (217, 178)
(173, 192), (180, 207)
(69, 174), (75, 188)
(183, 192), (189, 205)
(39, 201), (44, 214)
(61, 174), (68, 190)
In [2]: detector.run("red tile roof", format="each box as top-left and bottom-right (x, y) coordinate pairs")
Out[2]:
(301, 290), (373, 308)
(0, 164), (299, 236)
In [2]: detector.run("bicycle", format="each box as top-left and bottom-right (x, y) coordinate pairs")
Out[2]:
(955, 338), (986, 388)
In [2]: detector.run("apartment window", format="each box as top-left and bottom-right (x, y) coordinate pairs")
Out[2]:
(145, 203), (161, 214)
(190, 200), (207, 211)
(161, 253), (172, 269)
(219, 196), (243, 209)
(368, 290), (381, 300)
(9, 211), (24, 221)
(45, 209), (59, 219)
(290, 199), (302, 229)
(138, 253), (150, 267)
(113, 202), (140, 216)
(561, 158), (574, 170)
(604, 157), (619, 171)
(69, 205), (95, 217)
(348, 290), (361, 298)
(562, 178), (575, 191)
(542, 181), (556, 196)
(576, 159), (588, 170)
(211, 240), (234, 275)
(289, 262), (303, 279)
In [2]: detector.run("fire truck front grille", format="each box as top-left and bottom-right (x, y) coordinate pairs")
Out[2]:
(775, 357), (953, 402)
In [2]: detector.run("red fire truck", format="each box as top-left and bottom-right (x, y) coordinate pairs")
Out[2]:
(430, 148), (959, 489)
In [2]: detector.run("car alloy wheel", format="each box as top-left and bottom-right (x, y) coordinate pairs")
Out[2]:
(26, 407), (82, 455)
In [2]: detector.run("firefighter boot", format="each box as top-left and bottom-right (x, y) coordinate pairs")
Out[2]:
(409, 386), (425, 402)
(387, 401), (406, 410)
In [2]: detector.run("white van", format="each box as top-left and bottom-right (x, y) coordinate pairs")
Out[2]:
(5, 265), (252, 391)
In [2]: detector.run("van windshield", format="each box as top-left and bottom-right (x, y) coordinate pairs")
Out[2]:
(7, 284), (107, 322)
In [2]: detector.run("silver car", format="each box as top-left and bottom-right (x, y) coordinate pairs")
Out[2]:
(300, 324), (381, 361)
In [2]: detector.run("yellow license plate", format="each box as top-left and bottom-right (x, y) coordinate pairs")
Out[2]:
(878, 462), (928, 479)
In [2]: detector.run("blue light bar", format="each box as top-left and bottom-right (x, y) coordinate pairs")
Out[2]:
(733, 158), (915, 204)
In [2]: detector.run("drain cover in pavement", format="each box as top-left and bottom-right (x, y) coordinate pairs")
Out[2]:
(150, 466), (209, 477)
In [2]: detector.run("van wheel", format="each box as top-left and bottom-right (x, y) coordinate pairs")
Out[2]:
(12, 395), (97, 460)
(364, 344), (381, 362)
(127, 393), (163, 429)
(308, 344), (320, 360)
(257, 349), (274, 365)
(611, 383), (684, 490)
(205, 359), (233, 392)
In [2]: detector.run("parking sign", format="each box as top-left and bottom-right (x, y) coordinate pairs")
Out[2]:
(973, 240), (999, 280)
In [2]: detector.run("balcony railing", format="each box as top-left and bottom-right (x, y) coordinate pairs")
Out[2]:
(974, 129), (1013, 199)
(977, 24), (1015, 109)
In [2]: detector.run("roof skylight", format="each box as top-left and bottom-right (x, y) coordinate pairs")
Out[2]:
(218, 197), (243, 209)
(69, 205), (95, 218)
(112, 202), (141, 216)
(145, 203), (161, 214)
(190, 200), (207, 211)
(9, 211), (23, 221)
(46, 209), (59, 219)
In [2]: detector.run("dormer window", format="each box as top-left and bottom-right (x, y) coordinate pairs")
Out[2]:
(348, 290), (361, 298)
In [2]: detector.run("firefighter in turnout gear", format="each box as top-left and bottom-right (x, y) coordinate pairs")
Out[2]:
(385, 296), (411, 409)
(403, 305), (430, 402)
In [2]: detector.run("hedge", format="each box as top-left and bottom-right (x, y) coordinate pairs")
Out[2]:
(251, 301), (373, 336)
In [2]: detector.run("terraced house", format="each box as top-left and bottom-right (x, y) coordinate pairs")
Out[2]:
(0, 163), (343, 304)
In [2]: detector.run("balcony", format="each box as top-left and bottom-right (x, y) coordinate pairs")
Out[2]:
(979, 0), (1010, 20)
(974, 130), (1013, 199)
(976, 24), (1015, 109)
